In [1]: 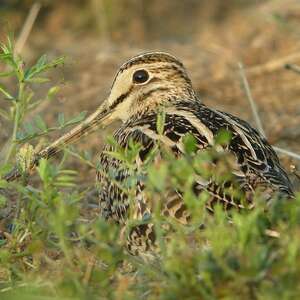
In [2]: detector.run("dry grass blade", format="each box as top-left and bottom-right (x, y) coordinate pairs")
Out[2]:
(273, 146), (300, 161)
(239, 63), (300, 162)
(15, 2), (42, 55)
(238, 63), (266, 137)
(246, 52), (300, 75)
(285, 63), (300, 75)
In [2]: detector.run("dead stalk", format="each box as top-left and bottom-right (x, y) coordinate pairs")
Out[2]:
(15, 2), (41, 55)
(239, 63), (300, 162)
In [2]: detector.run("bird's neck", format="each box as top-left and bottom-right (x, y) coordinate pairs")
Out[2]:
(127, 93), (200, 124)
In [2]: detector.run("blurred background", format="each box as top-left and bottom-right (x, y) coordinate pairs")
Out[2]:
(0, 0), (299, 185)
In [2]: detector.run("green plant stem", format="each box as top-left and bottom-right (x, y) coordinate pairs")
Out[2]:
(5, 81), (24, 163)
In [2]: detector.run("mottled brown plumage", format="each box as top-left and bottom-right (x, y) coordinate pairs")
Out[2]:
(4, 52), (294, 255)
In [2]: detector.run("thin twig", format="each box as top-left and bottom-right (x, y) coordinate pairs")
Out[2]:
(239, 63), (300, 162)
(82, 256), (96, 286)
(94, 0), (110, 44)
(246, 51), (300, 75)
(15, 2), (41, 55)
(285, 63), (300, 75)
(273, 146), (300, 161)
(238, 63), (266, 137)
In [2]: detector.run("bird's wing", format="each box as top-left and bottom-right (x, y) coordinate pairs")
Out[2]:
(173, 100), (294, 197)
(125, 100), (293, 196)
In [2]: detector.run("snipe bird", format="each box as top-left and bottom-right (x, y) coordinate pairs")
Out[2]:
(5, 52), (294, 255)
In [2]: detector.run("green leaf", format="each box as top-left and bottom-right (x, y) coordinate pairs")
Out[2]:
(105, 150), (126, 162)
(36, 54), (47, 68)
(183, 134), (197, 154)
(64, 111), (87, 126)
(0, 108), (10, 120)
(26, 77), (50, 83)
(0, 36), (16, 70)
(6, 33), (15, 54)
(23, 122), (35, 135)
(0, 179), (9, 189)
(0, 53), (11, 59)
(37, 158), (49, 182)
(56, 175), (75, 182)
(47, 86), (60, 100)
(156, 109), (166, 135)
(58, 169), (78, 176)
(0, 84), (14, 100)
(148, 163), (168, 191)
(83, 150), (92, 161)
(0, 70), (14, 77)
(214, 129), (232, 146)
(0, 53), (14, 65)
(55, 183), (76, 188)
(24, 55), (65, 81)
(57, 112), (65, 127)
(34, 115), (47, 131)
(0, 47), (17, 70)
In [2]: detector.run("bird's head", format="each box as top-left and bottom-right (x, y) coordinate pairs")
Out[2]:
(105, 51), (195, 122)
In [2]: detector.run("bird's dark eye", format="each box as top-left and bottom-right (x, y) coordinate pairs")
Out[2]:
(132, 69), (149, 84)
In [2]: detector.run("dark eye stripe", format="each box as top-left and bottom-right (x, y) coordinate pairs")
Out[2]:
(110, 86), (133, 110)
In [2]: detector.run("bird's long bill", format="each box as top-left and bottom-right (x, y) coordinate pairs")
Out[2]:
(38, 103), (112, 159)
(5, 102), (113, 182)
